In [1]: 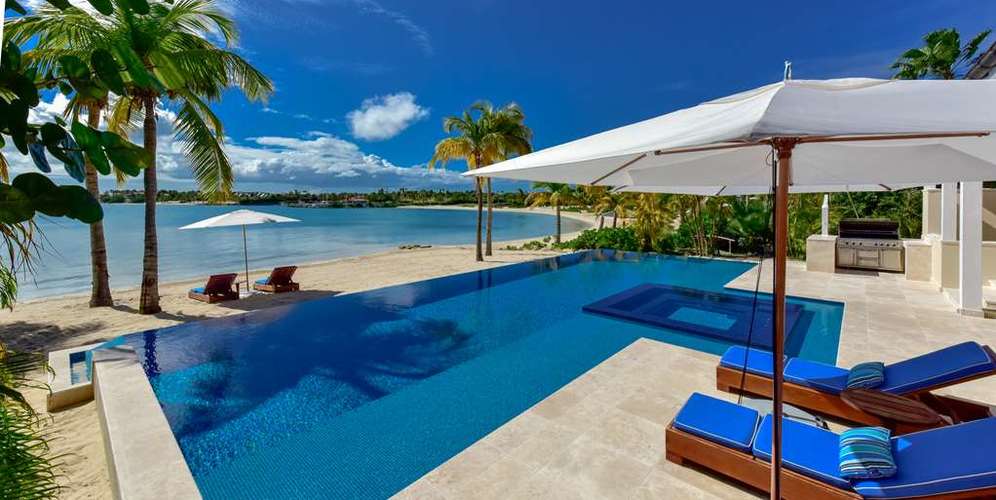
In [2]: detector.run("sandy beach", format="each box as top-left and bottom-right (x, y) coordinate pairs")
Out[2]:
(0, 207), (593, 499)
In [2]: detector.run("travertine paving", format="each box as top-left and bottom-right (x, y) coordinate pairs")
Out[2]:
(394, 260), (996, 499)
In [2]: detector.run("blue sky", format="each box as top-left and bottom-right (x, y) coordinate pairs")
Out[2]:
(19, 0), (996, 192)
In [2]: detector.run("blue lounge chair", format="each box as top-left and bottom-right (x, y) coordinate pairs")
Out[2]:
(715, 342), (996, 426)
(666, 392), (996, 499)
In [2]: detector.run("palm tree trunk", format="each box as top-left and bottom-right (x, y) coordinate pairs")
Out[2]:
(474, 178), (484, 261)
(613, 213), (618, 228)
(485, 177), (494, 256)
(555, 202), (561, 244)
(598, 215), (604, 230)
(139, 96), (161, 314)
(85, 104), (113, 307)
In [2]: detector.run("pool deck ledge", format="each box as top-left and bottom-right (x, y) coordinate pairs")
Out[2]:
(394, 259), (996, 499)
(92, 346), (201, 500)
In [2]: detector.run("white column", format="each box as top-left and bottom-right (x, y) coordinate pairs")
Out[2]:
(959, 181), (983, 315)
(941, 183), (958, 241)
(821, 195), (829, 236)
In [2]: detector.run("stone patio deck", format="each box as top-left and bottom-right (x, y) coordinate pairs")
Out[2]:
(393, 259), (996, 499)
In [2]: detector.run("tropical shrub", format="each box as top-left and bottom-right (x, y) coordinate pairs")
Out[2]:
(558, 227), (641, 251)
(0, 349), (61, 500)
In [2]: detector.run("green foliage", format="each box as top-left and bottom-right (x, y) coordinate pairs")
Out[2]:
(558, 227), (641, 251)
(99, 188), (534, 207)
(0, 349), (62, 500)
(558, 189), (924, 260)
(6, 173), (103, 223)
(893, 28), (992, 80)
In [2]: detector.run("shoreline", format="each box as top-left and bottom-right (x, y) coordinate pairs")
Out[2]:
(15, 206), (594, 306)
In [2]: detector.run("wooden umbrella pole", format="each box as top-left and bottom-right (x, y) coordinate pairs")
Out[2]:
(770, 138), (795, 500)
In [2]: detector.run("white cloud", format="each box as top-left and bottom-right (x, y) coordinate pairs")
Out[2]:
(347, 92), (428, 141)
(260, 106), (329, 123)
(159, 132), (467, 190)
(350, 0), (433, 56)
(28, 93), (71, 123)
(7, 95), (463, 192)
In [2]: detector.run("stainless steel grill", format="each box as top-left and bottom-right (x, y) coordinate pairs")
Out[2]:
(836, 219), (904, 272)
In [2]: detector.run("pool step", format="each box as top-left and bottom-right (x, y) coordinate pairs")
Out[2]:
(46, 342), (102, 412)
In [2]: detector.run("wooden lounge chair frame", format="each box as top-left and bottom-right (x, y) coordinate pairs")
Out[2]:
(665, 422), (996, 500)
(188, 273), (240, 303)
(252, 266), (299, 293)
(715, 344), (996, 427)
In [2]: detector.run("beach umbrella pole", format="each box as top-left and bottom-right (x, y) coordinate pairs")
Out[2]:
(242, 224), (250, 294)
(770, 138), (795, 500)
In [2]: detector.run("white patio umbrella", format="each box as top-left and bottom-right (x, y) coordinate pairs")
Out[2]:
(179, 209), (300, 293)
(466, 77), (996, 499)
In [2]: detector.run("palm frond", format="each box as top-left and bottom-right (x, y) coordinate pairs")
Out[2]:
(428, 137), (474, 170)
(173, 92), (233, 201)
(106, 95), (140, 138)
(4, 6), (110, 48)
(960, 29), (993, 64)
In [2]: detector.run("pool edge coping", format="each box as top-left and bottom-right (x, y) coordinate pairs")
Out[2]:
(92, 346), (202, 500)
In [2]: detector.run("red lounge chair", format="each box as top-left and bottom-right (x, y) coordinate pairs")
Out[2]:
(188, 273), (240, 303)
(253, 266), (299, 293)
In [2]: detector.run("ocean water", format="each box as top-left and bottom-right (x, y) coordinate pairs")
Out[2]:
(100, 251), (843, 499)
(21, 205), (586, 300)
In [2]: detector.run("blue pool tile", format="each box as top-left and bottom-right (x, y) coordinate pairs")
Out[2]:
(105, 251), (842, 499)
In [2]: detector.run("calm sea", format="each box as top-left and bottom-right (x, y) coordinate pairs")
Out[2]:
(21, 205), (587, 300)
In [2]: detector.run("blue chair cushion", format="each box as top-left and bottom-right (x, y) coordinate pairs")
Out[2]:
(753, 415), (852, 490)
(255, 278), (270, 285)
(839, 427), (896, 479)
(846, 362), (886, 390)
(673, 393), (760, 453)
(784, 358), (849, 394)
(720, 346), (783, 377)
(852, 417), (996, 498)
(880, 342), (996, 394)
(190, 287), (205, 294)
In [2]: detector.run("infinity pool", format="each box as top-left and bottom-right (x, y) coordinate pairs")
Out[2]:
(109, 250), (843, 499)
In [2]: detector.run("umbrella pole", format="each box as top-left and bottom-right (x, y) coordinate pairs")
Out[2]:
(242, 224), (249, 295)
(770, 138), (794, 500)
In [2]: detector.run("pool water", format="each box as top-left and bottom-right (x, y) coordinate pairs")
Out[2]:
(107, 250), (843, 499)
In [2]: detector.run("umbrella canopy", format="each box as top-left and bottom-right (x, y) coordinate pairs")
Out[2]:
(179, 209), (300, 230)
(468, 78), (996, 191)
(180, 209), (301, 294)
(466, 77), (996, 500)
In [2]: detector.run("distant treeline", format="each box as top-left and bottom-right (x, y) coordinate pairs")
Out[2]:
(99, 188), (531, 208)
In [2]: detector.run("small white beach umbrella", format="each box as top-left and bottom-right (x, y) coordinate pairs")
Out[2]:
(466, 77), (996, 499)
(179, 209), (300, 292)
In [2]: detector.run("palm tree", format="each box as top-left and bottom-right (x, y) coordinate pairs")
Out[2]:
(429, 102), (532, 261)
(8, 8), (117, 306)
(525, 182), (578, 244)
(592, 190), (628, 228)
(630, 193), (672, 251)
(8, 0), (274, 314)
(892, 28), (992, 80)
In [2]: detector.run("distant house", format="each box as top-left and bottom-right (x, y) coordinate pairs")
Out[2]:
(967, 42), (996, 80)
(344, 196), (369, 208)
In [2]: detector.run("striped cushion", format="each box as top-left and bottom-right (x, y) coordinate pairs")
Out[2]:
(847, 361), (885, 389)
(839, 427), (896, 479)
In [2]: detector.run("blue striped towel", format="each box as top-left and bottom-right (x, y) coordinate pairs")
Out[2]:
(839, 427), (896, 479)
(846, 361), (885, 389)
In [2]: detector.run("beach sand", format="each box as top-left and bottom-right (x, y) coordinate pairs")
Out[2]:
(0, 207), (593, 499)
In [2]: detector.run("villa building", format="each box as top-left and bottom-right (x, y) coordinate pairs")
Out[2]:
(807, 43), (996, 318)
